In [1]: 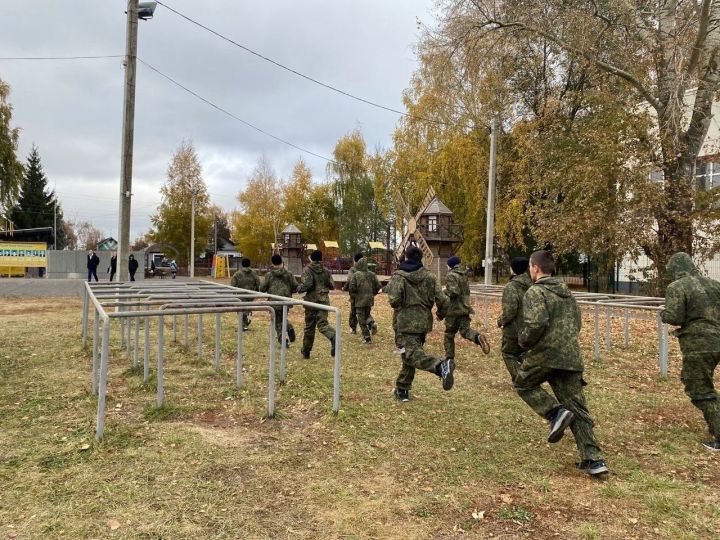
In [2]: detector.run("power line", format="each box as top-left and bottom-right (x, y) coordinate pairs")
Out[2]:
(0, 55), (123, 60)
(154, 1), (416, 119)
(137, 57), (337, 164)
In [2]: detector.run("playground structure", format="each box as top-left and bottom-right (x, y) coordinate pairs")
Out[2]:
(471, 284), (671, 376)
(81, 280), (342, 440)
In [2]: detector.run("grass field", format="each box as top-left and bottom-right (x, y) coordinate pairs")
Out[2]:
(1, 292), (719, 539)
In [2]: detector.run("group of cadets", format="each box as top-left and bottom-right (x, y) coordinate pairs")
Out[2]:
(231, 245), (720, 479)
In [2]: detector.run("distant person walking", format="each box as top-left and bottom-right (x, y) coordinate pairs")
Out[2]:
(297, 250), (336, 359)
(260, 254), (298, 345)
(347, 254), (381, 344)
(661, 252), (720, 451)
(128, 254), (139, 282)
(107, 251), (117, 281)
(169, 260), (178, 279)
(87, 250), (100, 282)
(231, 258), (261, 330)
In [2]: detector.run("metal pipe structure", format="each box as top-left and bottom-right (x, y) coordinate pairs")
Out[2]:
(279, 305), (288, 384)
(83, 280), (343, 439)
(92, 309), (99, 394)
(604, 305), (612, 351)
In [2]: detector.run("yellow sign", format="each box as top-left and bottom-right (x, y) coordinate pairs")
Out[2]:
(0, 242), (48, 268)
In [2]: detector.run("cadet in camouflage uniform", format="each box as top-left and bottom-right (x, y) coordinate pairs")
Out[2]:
(260, 254), (298, 344)
(231, 258), (261, 330)
(515, 250), (608, 476)
(347, 256), (381, 343)
(497, 257), (533, 381)
(387, 245), (452, 402)
(661, 252), (720, 451)
(442, 255), (490, 360)
(296, 250), (336, 359)
(342, 253), (364, 334)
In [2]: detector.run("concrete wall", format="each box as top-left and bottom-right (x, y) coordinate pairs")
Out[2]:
(47, 250), (145, 280)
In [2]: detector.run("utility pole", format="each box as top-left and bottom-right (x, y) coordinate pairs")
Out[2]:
(484, 116), (498, 286)
(117, 0), (139, 281)
(53, 200), (57, 250)
(190, 188), (196, 278)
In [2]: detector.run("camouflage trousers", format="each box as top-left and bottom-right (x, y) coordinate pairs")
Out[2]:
(680, 348), (720, 439)
(348, 296), (357, 332)
(443, 315), (480, 359)
(500, 335), (525, 382)
(355, 306), (376, 339)
(514, 364), (603, 461)
(395, 333), (443, 390)
(392, 310), (401, 348)
(240, 298), (252, 328)
(272, 307), (295, 343)
(302, 307), (335, 353)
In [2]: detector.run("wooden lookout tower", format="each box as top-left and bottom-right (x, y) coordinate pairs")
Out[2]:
(281, 224), (303, 275)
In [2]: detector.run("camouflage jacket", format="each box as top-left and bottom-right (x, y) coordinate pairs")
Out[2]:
(342, 266), (357, 294)
(497, 273), (533, 340)
(231, 267), (260, 291)
(260, 267), (297, 298)
(386, 260), (448, 334)
(519, 276), (583, 371)
(444, 266), (473, 318)
(347, 258), (381, 308)
(661, 252), (720, 345)
(296, 261), (335, 305)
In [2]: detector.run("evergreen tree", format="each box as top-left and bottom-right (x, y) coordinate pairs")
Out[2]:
(10, 145), (70, 248)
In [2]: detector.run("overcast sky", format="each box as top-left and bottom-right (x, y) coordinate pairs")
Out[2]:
(0, 0), (436, 240)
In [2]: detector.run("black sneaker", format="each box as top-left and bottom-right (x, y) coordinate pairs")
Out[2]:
(364, 336), (372, 345)
(394, 388), (410, 402)
(548, 408), (575, 443)
(702, 440), (720, 451)
(576, 459), (609, 476)
(301, 349), (310, 359)
(287, 327), (296, 343)
(371, 321), (378, 335)
(439, 358), (455, 391)
(475, 333), (491, 354)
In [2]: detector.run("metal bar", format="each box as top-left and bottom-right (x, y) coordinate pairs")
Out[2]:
(197, 313), (203, 360)
(82, 286), (89, 346)
(333, 310), (341, 414)
(236, 312), (244, 388)
(215, 312), (221, 371)
(658, 313), (668, 377)
(133, 315), (139, 369)
(92, 308), (99, 395)
(95, 319), (110, 441)
(604, 305), (612, 351)
(143, 316), (150, 384)
(157, 314), (164, 407)
(267, 310), (276, 418)
(126, 306), (132, 358)
(279, 305), (288, 384)
(594, 304), (600, 361)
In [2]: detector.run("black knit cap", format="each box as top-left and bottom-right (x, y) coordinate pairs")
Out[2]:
(241, 258), (251, 267)
(510, 257), (529, 275)
(405, 245), (422, 262)
(447, 255), (460, 268)
(354, 252), (364, 262)
(271, 254), (282, 266)
(311, 250), (323, 262)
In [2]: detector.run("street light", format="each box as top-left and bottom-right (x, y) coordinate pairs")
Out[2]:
(116, 0), (156, 281)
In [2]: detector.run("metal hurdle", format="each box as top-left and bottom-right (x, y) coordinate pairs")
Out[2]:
(82, 280), (342, 440)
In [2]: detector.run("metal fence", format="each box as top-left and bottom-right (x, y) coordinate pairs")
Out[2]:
(82, 280), (342, 440)
(470, 284), (671, 376)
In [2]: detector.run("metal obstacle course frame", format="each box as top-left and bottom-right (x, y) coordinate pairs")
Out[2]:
(82, 280), (342, 440)
(471, 284), (671, 376)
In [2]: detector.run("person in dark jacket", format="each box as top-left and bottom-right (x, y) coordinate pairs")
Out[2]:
(231, 258), (261, 330)
(661, 252), (720, 451)
(515, 250), (607, 477)
(386, 245), (451, 402)
(347, 256), (381, 344)
(497, 257), (533, 381)
(87, 250), (100, 282)
(296, 250), (336, 359)
(107, 251), (117, 281)
(128, 254), (139, 282)
(442, 255), (490, 360)
(260, 254), (298, 344)
(342, 253), (364, 334)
